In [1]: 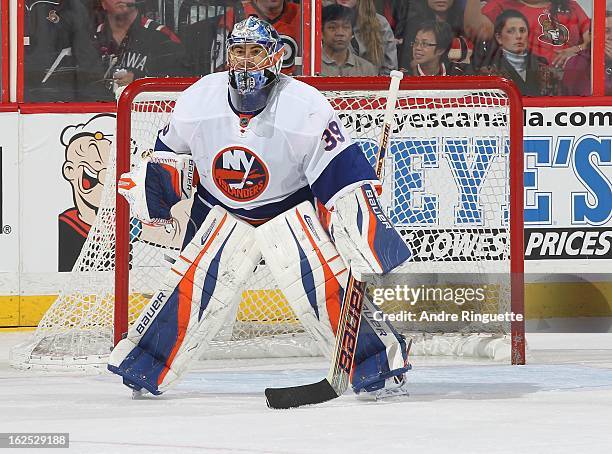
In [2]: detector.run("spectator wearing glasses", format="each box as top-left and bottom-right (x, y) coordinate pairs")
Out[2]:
(405, 21), (469, 76)
(398, 0), (472, 72)
(320, 4), (378, 76)
(331, 0), (398, 74)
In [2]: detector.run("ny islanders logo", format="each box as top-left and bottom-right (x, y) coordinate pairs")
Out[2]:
(212, 146), (269, 201)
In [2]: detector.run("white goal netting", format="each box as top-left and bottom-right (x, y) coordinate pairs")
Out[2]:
(10, 78), (524, 370)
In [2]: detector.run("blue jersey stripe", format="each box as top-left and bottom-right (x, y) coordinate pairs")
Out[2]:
(310, 143), (377, 206)
(197, 184), (314, 221)
(154, 136), (176, 153)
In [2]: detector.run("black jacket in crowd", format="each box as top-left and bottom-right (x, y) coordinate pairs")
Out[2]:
(485, 50), (549, 97)
(93, 13), (188, 92)
(24, 0), (109, 102)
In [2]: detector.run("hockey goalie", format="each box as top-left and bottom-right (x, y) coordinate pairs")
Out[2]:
(109, 16), (413, 400)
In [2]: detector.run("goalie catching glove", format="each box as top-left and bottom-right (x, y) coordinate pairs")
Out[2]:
(118, 151), (197, 225)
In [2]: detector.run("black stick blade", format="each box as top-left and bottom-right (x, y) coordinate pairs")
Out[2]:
(265, 379), (339, 409)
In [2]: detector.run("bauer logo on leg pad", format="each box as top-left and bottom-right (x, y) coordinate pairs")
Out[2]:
(109, 208), (261, 395)
(136, 290), (168, 334)
(184, 159), (195, 197)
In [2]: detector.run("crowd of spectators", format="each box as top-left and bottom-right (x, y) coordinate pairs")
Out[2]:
(21, 0), (602, 102)
(320, 0), (593, 96)
(25, 0), (302, 102)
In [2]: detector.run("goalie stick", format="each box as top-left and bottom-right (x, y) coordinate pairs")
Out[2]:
(265, 70), (405, 409)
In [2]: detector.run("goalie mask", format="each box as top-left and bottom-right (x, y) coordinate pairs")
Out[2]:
(227, 16), (285, 113)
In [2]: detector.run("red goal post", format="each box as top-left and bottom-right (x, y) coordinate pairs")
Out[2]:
(115, 76), (525, 365)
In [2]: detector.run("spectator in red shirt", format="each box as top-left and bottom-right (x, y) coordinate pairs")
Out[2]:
(464, 0), (590, 67)
(219, 1), (300, 74)
(480, 9), (550, 96)
(562, 9), (612, 96)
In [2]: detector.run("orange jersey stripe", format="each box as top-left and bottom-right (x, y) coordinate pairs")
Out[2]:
(316, 199), (332, 233)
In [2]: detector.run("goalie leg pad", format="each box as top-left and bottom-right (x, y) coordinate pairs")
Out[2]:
(255, 201), (348, 357)
(108, 206), (260, 395)
(330, 183), (412, 280)
(351, 295), (411, 394)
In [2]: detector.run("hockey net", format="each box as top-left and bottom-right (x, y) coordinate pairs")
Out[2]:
(10, 76), (524, 369)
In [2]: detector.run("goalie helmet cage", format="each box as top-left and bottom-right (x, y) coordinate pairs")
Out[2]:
(115, 76), (525, 364)
(9, 75), (524, 370)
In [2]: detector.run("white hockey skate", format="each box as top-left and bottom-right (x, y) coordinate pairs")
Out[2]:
(354, 371), (411, 401)
(354, 337), (412, 401)
(131, 388), (150, 400)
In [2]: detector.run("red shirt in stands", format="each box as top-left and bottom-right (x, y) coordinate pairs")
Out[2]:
(224, 1), (300, 74)
(482, 0), (590, 64)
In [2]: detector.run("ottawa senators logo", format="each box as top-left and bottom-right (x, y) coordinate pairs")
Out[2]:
(537, 13), (569, 46)
(47, 10), (60, 24)
(212, 146), (269, 202)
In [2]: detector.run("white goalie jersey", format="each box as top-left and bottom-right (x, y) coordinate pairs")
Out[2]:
(154, 72), (379, 221)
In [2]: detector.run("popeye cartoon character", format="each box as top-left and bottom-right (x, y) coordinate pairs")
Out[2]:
(58, 113), (115, 271)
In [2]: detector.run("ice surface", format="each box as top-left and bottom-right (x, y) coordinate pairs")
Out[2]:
(2, 331), (612, 453)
